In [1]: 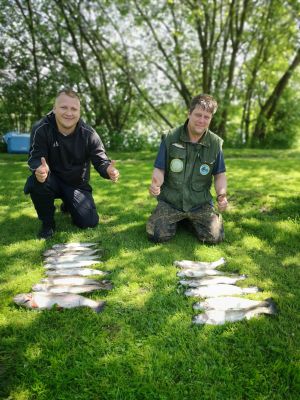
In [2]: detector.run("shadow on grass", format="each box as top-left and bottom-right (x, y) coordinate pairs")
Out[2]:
(0, 153), (299, 399)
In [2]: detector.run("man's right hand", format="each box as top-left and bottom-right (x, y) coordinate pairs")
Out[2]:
(35, 157), (49, 183)
(149, 177), (161, 197)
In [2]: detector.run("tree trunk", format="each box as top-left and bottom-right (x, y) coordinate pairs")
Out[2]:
(252, 47), (300, 143)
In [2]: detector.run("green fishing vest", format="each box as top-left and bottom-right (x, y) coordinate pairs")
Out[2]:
(158, 123), (223, 211)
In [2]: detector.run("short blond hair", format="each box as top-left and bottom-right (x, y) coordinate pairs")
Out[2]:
(56, 88), (80, 101)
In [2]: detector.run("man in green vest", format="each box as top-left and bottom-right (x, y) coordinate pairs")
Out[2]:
(146, 94), (228, 243)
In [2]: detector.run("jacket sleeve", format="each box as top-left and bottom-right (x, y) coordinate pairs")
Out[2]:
(27, 122), (50, 172)
(88, 129), (111, 179)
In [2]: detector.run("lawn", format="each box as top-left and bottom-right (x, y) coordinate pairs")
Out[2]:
(0, 148), (299, 400)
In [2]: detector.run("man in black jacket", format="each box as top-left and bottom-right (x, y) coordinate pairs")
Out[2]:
(24, 88), (119, 239)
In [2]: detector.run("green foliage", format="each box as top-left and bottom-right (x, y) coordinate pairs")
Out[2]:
(96, 126), (155, 151)
(0, 149), (300, 399)
(0, 0), (300, 148)
(264, 88), (300, 148)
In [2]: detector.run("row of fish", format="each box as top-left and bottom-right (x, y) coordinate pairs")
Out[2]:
(175, 257), (277, 325)
(14, 242), (112, 312)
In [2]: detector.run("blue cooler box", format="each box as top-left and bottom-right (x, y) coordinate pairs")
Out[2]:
(3, 132), (30, 154)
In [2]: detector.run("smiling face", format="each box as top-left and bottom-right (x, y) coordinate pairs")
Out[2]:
(53, 92), (81, 135)
(187, 105), (213, 141)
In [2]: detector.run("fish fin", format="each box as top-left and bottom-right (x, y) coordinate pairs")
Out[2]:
(94, 301), (106, 313)
(265, 298), (278, 315)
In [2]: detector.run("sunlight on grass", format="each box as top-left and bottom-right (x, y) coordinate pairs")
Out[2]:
(282, 254), (299, 267)
(0, 150), (299, 400)
(239, 235), (271, 251)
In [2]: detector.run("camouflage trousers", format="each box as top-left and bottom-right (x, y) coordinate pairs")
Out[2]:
(146, 201), (224, 244)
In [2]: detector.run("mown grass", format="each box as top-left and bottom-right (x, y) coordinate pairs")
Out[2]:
(0, 148), (299, 400)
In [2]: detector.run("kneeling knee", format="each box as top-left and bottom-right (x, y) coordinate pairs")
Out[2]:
(73, 214), (99, 229)
(147, 234), (172, 244)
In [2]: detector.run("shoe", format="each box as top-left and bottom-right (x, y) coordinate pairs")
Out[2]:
(60, 202), (69, 214)
(38, 223), (55, 240)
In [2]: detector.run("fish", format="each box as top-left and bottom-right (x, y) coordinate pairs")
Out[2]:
(174, 257), (226, 269)
(177, 269), (223, 278)
(185, 284), (260, 298)
(179, 275), (247, 287)
(44, 254), (101, 263)
(13, 292), (106, 312)
(45, 268), (109, 277)
(43, 248), (100, 257)
(41, 276), (102, 285)
(32, 281), (113, 294)
(193, 301), (277, 325)
(52, 242), (98, 249)
(44, 260), (102, 269)
(193, 296), (272, 311)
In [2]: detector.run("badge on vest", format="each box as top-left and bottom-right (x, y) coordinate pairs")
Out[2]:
(200, 163), (210, 175)
(170, 158), (184, 172)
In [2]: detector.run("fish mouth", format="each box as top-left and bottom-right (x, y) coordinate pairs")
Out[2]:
(14, 294), (32, 304)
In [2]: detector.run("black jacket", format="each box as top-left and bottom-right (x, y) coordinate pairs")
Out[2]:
(28, 112), (111, 189)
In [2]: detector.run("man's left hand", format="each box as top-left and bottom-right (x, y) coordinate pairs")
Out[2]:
(107, 160), (120, 182)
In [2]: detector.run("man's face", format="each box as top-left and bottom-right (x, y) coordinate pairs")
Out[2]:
(188, 106), (213, 138)
(53, 93), (80, 134)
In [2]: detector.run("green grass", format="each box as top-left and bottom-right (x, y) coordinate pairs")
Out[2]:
(0, 149), (299, 400)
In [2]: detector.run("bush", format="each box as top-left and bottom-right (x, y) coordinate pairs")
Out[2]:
(96, 126), (155, 151)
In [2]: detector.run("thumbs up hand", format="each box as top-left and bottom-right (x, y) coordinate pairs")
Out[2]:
(35, 157), (49, 183)
(107, 160), (120, 182)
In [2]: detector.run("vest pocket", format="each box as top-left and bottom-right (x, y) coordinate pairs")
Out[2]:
(168, 146), (186, 185)
(191, 160), (214, 191)
(169, 145), (186, 162)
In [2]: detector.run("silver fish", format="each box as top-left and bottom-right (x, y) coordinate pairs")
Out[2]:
(44, 254), (101, 263)
(174, 257), (226, 269)
(177, 269), (223, 278)
(45, 268), (108, 276)
(185, 284), (259, 298)
(52, 242), (98, 249)
(193, 296), (271, 311)
(14, 292), (105, 312)
(43, 248), (100, 257)
(44, 260), (102, 269)
(193, 302), (276, 325)
(41, 276), (101, 285)
(32, 282), (113, 294)
(179, 275), (247, 287)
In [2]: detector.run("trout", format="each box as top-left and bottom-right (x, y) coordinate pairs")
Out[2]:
(32, 282), (113, 294)
(193, 301), (277, 325)
(179, 275), (247, 287)
(174, 257), (226, 269)
(185, 284), (259, 298)
(193, 296), (273, 311)
(45, 268), (109, 276)
(44, 260), (102, 269)
(14, 292), (105, 312)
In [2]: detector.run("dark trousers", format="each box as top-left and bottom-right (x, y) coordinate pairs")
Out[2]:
(24, 174), (99, 228)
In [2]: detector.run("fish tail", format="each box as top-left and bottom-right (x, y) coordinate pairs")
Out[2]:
(94, 300), (106, 313)
(243, 286), (260, 294)
(265, 298), (278, 315)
